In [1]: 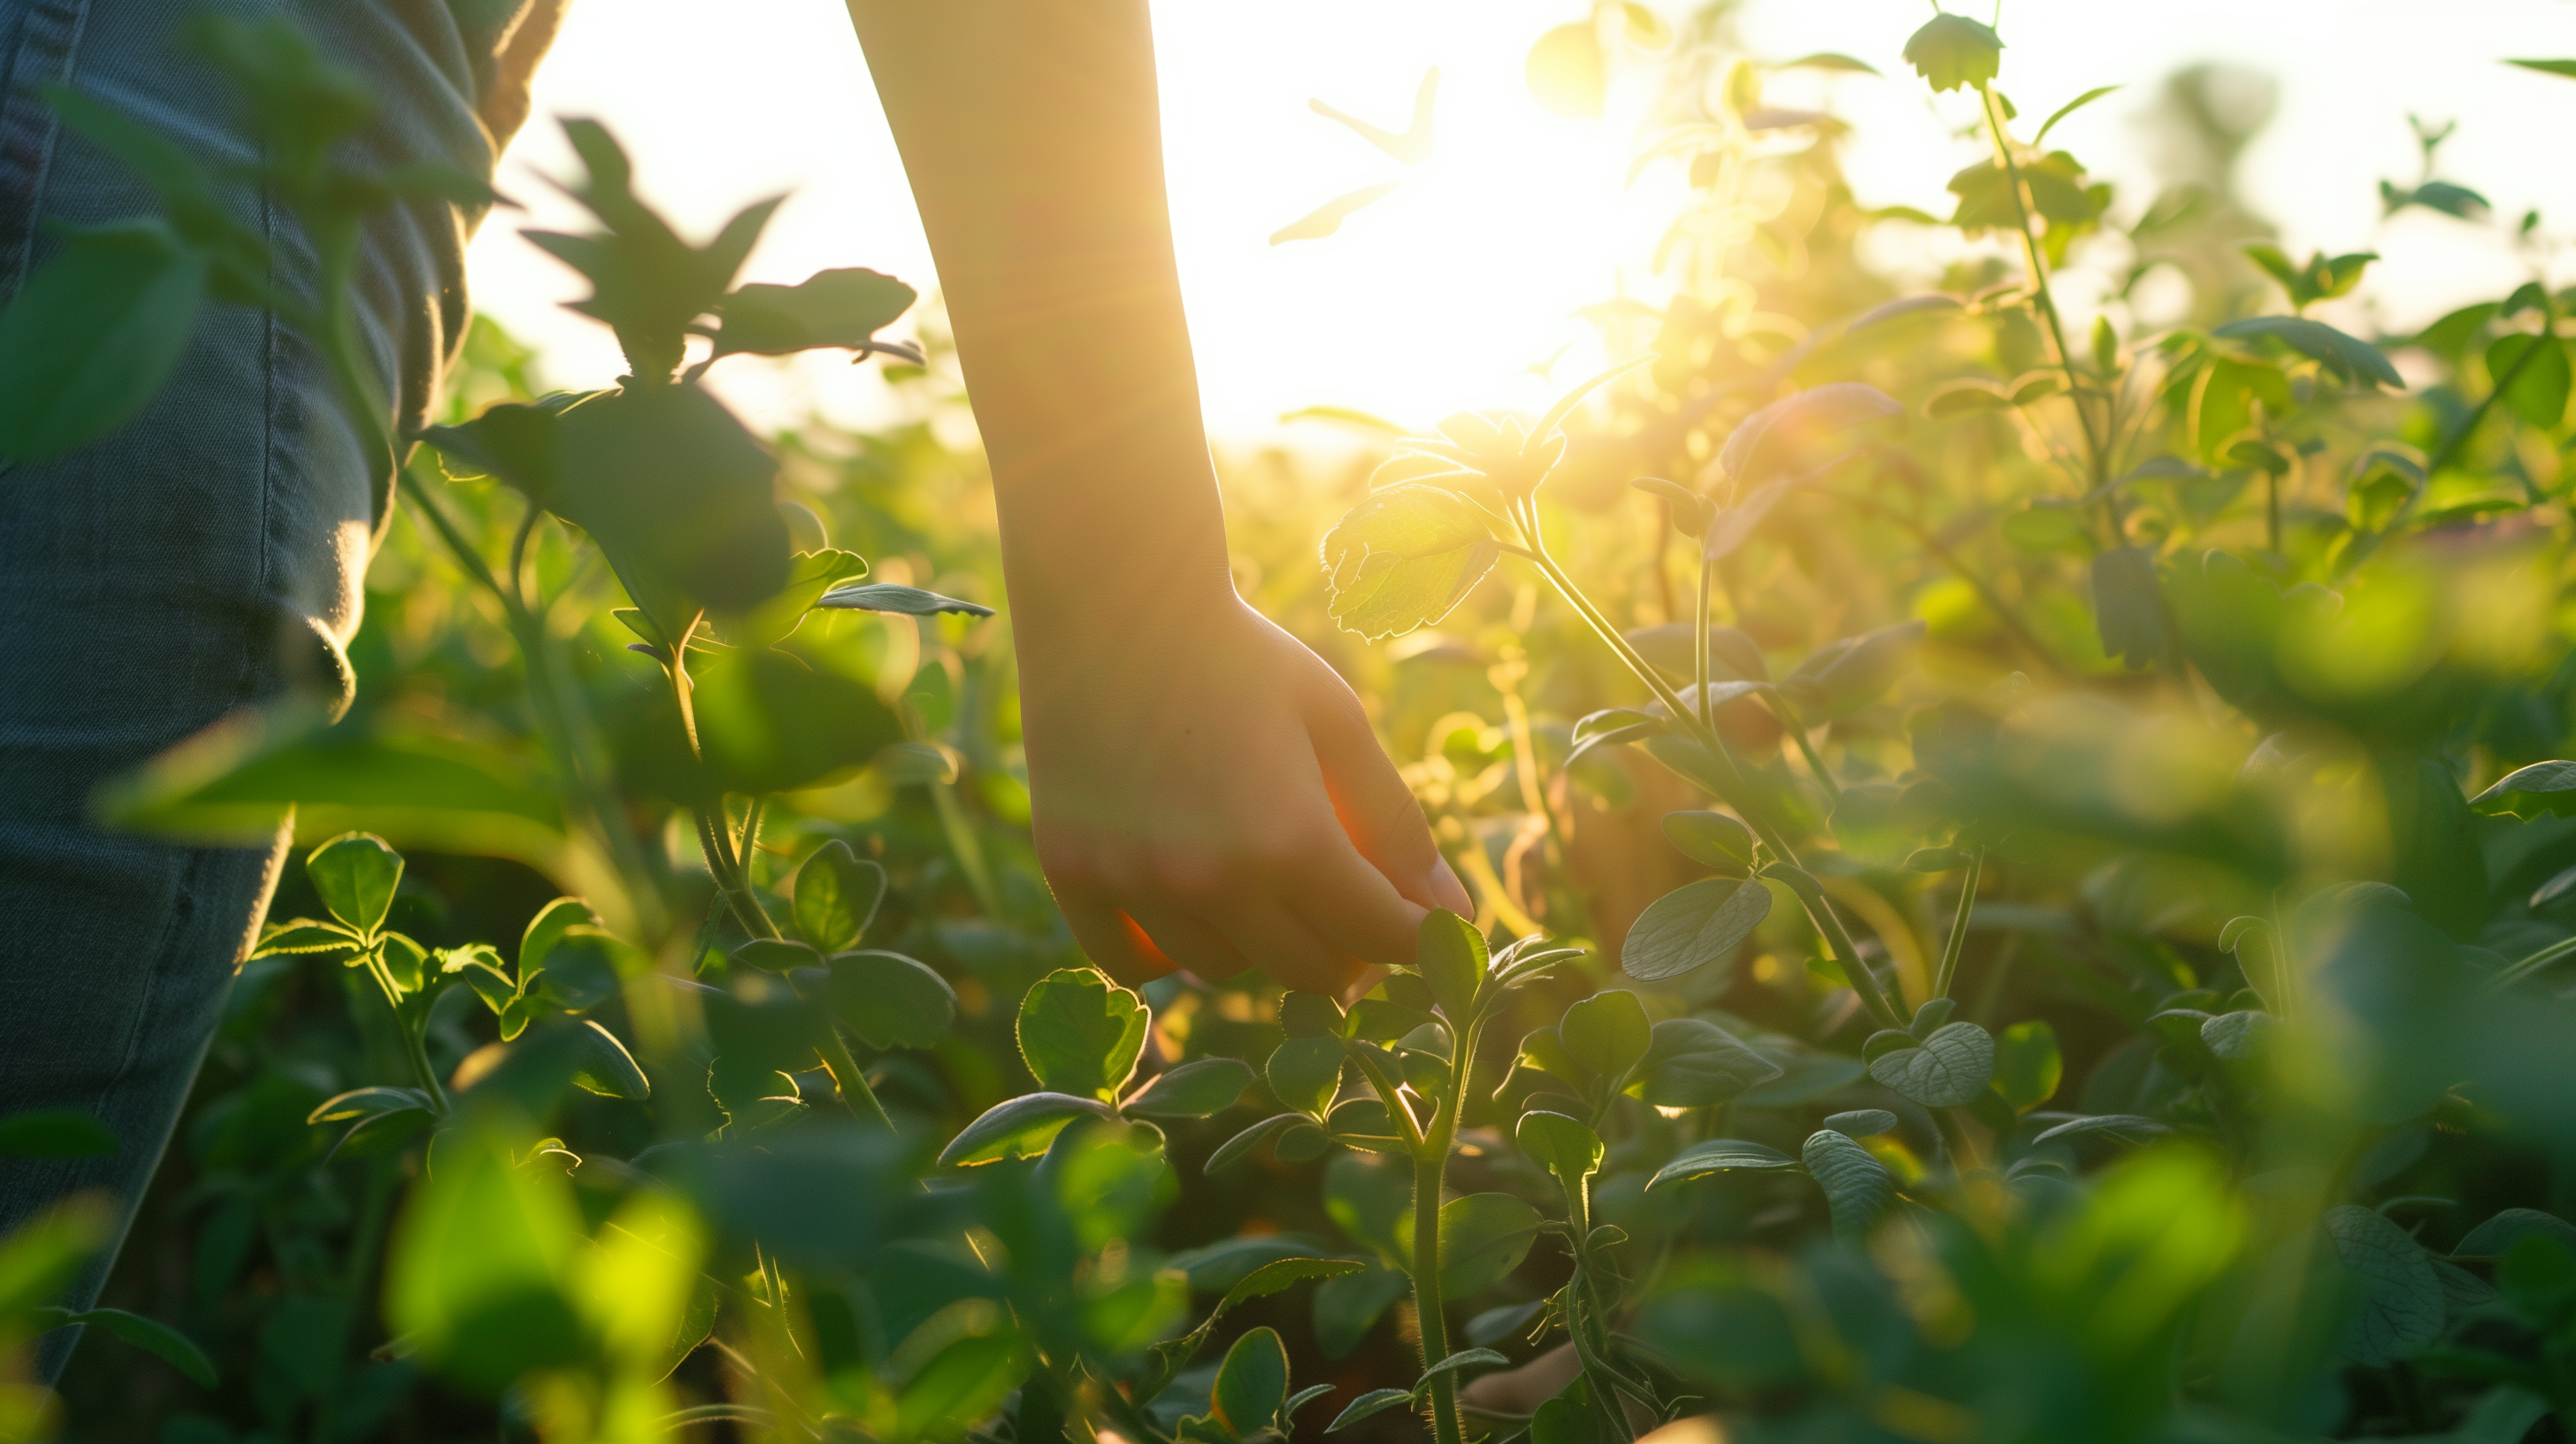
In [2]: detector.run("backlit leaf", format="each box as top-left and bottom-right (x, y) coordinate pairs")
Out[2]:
(2470, 761), (2576, 819)
(824, 951), (957, 1050)
(305, 833), (402, 937)
(1622, 877), (1771, 982)
(937, 1093), (1114, 1167)
(793, 839), (886, 953)
(1320, 485), (1501, 641)
(1902, 13), (2002, 93)
(1017, 969), (1149, 1102)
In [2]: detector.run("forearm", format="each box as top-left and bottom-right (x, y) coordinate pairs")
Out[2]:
(843, 0), (1234, 634)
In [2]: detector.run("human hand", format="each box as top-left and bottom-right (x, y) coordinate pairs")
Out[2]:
(1014, 595), (1474, 995)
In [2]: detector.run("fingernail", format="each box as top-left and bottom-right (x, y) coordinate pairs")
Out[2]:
(1428, 858), (1475, 917)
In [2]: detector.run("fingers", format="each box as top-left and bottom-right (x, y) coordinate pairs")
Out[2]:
(1210, 902), (1368, 997)
(1307, 688), (1476, 918)
(1121, 899), (1259, 982)
(1290, 832), (1427, 970)
(1053, 891), (1176, 987)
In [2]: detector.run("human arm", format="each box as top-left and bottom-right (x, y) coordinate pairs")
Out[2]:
(840, 0), (1471, 991)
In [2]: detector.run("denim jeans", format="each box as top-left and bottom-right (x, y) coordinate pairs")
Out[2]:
(0, 0), (553, 1382)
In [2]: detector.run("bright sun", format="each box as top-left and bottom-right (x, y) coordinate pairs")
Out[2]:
(471, 0), (2576, 442)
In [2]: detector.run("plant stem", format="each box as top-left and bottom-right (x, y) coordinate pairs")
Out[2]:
(1693, 554), (1712, 730)
(1977, 84), (2105, 495)
(1933, 849), (1984, 1001)
(813, 1026), (895, 1131)
(1763, 864), (1907, 1030)
(1931, 1104), (1984, 1175)
(1410, 1019), (1477, 1444)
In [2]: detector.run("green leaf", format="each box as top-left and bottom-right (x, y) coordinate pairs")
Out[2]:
(2487, 332), (2572, 429)
(1320, 485), (1501, 641)
(1280, 992), (1349, 1040)
(2212, 315), (2404, 389)
(1902, 13), (2003, 93)
(815, 582), (997, 618)
(1414, 909), (1488, 1018)
(1991, 1019), (2061, 1112)
(570, 1020), (650, 1100)
(731, 548), (873, 650)
(1208, 1114), (1310, 1173)
(2459, 1209), (2576, 1258)
(2032, 85), (2120, 148)
(307, 1087), (433, 1125)
(1621, 877), (1770, 982)
(304, 833), (402, 937)
(1525, 22), (1606, 118)
(2091, 546), (2163, 670)
(2471, 761), (2576, 819)
(1802, 1129), (1894, 1242)
(1220, 1256), (1368, 1315)
(386, 1126), (590, 1394)
(1438, 1193), (1541, 1298)
(898, 1332), (1028, 1444)
(1125, 1058), (1255, 1119)
(0, 219), (208, 461)
(1327, 1387), (1417, 1432)
(1267, 1037), (1347, 1119)
(1718, 382), (1900, 488)
(938, 1093), (1116, 1167)
(1660, 810), (1756, 875)
(2031, 1114), (2168, 1145)
(2199, 1010), (2278, 1061)
(1924, 377), (2012, 419)
(1210, 1325), (1291, 1437)
(2326, 1203), (2445, 1365)
(1631, 1018), (1783, 1107)
(1648, 1138), (1798, 1188)
(1779, 619), (1925, 721)
(1269, 183), (1402, 245)
(1559, 990), (1651, 1086)
(549, 381), (790, 616)
(1824, 1109), (1898, 1137)
(821, 950), (956, 1050)
(1016, 969), (1148, 1102)
(253, 917), (363, 957)
(1515, 1110), (1605, 1185)
(731, 939), (820, 974)
(0, 1110), (118, 1158)
(793, 840), (885, 953)
(1865, 1021), (1995, 1108)
(713, 267), (916, 357)
(38, 1306), (216, 1386)
(1531, 1376), (1615, 1444)
(1412, 1347), (1511, 1399)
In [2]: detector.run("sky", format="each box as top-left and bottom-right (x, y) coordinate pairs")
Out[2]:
(466, 1), (2576, 442)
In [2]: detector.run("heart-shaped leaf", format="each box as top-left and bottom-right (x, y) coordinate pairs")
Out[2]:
(1212, 1325), (1291, 1437)
(1414, 909), (1487, 1018)
(1017, 968), (1149, 1102)
(1559, 990), (1651, 1086)
(793, 843), (886, 955)
(1268, 1037), (1347, 1119)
